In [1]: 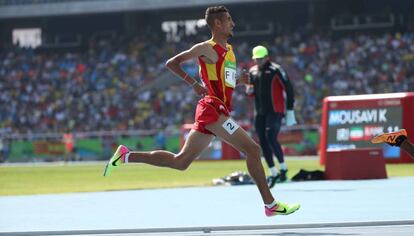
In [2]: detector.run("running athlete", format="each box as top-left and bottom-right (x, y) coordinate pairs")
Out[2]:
(372, 129), (414, 159)
(103, 5), (300, 217)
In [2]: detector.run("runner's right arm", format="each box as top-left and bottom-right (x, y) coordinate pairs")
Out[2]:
(166, 43), (213, 96)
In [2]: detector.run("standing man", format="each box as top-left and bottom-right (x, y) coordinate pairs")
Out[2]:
(104, 6), (300, 217)
(244, 45), (297, 188)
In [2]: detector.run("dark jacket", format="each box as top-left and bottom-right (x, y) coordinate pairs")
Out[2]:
(247, 61), (295, 116)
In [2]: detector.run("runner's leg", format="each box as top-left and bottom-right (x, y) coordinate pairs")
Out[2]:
(127, 129), (214, 170)
(206, 114), (274, 204)
(401, 139), (414, 159)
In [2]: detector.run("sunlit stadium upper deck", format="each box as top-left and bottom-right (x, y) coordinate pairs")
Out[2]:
(0, 0), (280, 18)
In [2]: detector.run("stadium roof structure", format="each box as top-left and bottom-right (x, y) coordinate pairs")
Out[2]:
(0, 0), (286, 19)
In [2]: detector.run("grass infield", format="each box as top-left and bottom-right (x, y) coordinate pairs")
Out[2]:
(0, 158), (413, 196)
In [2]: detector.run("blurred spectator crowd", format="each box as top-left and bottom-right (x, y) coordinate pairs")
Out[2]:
(1, 31), (413, 135)
(237, 31), (414, 124)
(0, 0), (85, 5)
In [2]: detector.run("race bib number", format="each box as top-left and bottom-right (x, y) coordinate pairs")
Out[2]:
(222, 118), (240, 135)
(224, 61), (236, 88)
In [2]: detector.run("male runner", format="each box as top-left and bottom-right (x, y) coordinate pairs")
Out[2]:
(103, 6), (300, 217)
(372, 129), (414, 158)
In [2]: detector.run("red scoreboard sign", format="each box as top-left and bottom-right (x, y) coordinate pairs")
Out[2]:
(320, 92), (414, 164)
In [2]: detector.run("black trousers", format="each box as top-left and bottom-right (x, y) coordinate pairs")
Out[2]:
(254, 112), (284, 168)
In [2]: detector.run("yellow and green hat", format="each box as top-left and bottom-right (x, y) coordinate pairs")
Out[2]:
(252, 45), (268, 59)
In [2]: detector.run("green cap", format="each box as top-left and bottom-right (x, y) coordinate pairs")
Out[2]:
(252, 45), (268, 59)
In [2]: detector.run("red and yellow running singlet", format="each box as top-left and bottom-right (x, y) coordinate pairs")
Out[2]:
(198, 40), (237, 110)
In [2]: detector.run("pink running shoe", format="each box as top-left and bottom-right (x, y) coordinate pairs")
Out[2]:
(265, 200), (300, 216)
(103, 145), (129, 177)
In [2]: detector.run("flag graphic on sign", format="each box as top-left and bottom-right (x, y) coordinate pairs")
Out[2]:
(350, 127), (364, 141)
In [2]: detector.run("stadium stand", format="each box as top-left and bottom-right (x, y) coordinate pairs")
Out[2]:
(1, 30), (413, 135)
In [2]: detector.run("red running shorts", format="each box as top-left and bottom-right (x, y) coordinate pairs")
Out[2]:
(193, 96), (230, 135)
